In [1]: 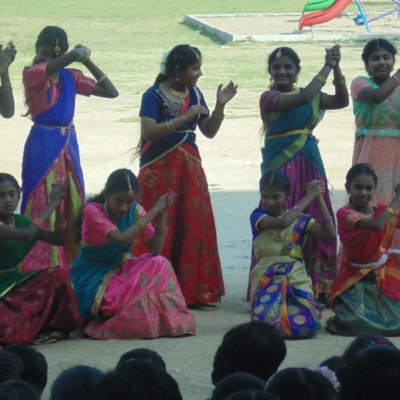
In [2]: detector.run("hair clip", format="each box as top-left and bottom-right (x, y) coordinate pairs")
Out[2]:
(276, 48), (282, 58)
(126, 175), (134, 198)
(54, 38), (61, 55)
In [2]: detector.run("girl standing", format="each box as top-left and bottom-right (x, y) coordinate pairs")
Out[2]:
(21, 26), (118, 273)
(134, 44), (237, 310)
(257, 46), (348, 304)
(70, 169), (196, 339)
(351, 39), (400, 261)
(327, 164), (400, 336)
(0, 173), (82, 345)
(250, 170), (335, 339)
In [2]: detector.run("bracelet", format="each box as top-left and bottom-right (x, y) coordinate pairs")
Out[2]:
(324, 62), (334, 69)
(394, 196), (400, 202)
(391, 75), (400, 85)
(0, 82), (12, 92)
(292, 205), (302, 217)
(386, 207), (396, 217)
(136, 216), (150, 231)
(211, 112), (225, 122)
(81, 54), (90, 63)
(332, 76), (346, 87)
(321, 216), (333, 224)
(155, 226), (169, 238)
(96, 74), (107, 85)
(165, 120), (175, 133)
(32, 217), (45, 231)
(54, 221), (67, 231)
(313, 74), (326, 86)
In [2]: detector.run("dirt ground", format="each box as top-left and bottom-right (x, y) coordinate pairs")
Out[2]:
(3, 13), (400, 400)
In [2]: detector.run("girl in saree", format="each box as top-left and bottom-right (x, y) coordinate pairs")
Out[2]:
(0, 173), (82, 345)
(327, 164), (400, 336)
(250, 170), (335, 339)
(21, 26), (118, 273)
(134, 44), (237, 310)
(257, 46), (348, 306)
(351, 39), (400, 262)
(0, 41), (16, 118)
(70, 169), (196, 339)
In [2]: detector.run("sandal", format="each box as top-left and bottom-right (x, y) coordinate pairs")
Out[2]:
(33, 331), (69, 345)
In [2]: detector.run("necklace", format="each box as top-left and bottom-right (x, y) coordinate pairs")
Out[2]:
(168, 82), (188, 102)
(351, 206), (374, 218)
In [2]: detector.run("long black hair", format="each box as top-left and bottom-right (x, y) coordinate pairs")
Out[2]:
(73, 169), (140, 243)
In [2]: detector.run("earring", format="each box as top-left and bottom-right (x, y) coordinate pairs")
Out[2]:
(176, 77), (180, 82)
(269, 76), (275, 89)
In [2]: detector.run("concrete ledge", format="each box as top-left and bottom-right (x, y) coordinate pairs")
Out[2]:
(185, 13), (400, 42)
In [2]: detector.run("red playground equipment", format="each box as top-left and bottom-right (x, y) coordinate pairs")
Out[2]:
(299, 0), (352, 30)
(300, 0), (400, 31)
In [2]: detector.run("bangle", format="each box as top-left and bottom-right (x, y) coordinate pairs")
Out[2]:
(32, 217), (45, 231)
(332, 76), (346, 87)
(165, 120), (175, 134)
(394, 196), (400, 202)
(313, 74), (326, 86)
(54, 221), (67, 231)
(136, 216), (150, 231)
(96, 74), (107, 85)
(292, 205), (302, 217)
(321, 216), (333, 224)
(155, 226), (169, 238)
(211, 112), (224, 122)
(81, 53), (90, 63)
(324, 62), (334, 69)
(386, 207), (396, 217)
(0, 82), (12, 92)
(392, 75), (400, 85)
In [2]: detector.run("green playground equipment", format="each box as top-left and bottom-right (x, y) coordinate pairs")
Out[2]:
(303, 0), (335, 13)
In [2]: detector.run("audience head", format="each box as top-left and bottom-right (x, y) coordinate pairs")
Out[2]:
(3, 345), (47, 396)
(266, 367), (339, 400)
(0, 381), (40, 400)
(50, 365), (103, 400)
(0, 350), (24, 383)
(211, 321), (286, 384)
(340, 346), (400, 400)
(116, 348), (166, 370)
(92, 359), (181, 400)
(212, 372), (266, 400)
(226, 391), (280, 400)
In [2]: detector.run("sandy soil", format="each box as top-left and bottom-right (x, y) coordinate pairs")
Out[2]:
(197, 12), (400, 37)
(3, 15), (400, 400)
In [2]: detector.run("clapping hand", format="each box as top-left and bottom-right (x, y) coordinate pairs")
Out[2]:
(216, 80), (238, 106)
(0, 41), (16, 75)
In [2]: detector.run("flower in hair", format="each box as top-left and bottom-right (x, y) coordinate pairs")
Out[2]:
(160, 50), (170, 75)
(313, 366), (340, 390)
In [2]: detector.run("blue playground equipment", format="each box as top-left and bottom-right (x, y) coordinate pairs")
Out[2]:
(354, 0), (400, 32)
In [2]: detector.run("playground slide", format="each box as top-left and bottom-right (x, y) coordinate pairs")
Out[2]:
(303, 0), (335, 13)
(299, 0), (352, 30)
